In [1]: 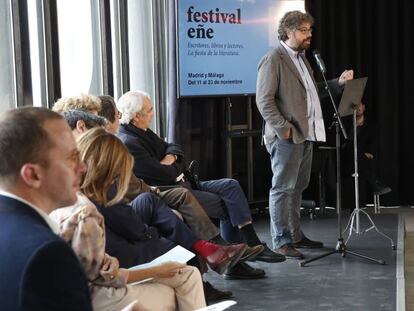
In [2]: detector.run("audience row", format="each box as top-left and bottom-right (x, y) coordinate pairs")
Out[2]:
(0, 91), (287, 310)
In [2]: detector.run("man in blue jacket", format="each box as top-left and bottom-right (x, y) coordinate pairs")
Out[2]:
(0, 107), (92, 310)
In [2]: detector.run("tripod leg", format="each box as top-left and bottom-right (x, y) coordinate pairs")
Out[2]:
(360, 210), (396, 250)
(345, 210), (357, 244)
(343, 208), (356, 234)
(299, 249), (337, 267)
(374, 229), (396, 250)
(345, 249), (386, 265)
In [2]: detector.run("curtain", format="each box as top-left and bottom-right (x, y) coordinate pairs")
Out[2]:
(306, 0), (414, 205)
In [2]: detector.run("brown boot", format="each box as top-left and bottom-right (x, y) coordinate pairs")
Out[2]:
(274, 244), (304, 259)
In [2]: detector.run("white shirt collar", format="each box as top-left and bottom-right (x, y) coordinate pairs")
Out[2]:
(280, 40), (305, 58)
(0, 190), (60, 234)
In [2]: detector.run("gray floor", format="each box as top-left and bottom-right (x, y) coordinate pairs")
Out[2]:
(204, 211), (398, 310)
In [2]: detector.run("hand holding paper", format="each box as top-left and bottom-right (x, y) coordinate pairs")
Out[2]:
(129, 245), (195, 271)
(153, 261), (186, 278)
(127, 246), (195, 285)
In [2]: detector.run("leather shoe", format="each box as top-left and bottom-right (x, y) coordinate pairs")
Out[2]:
(223, 262), (266, 280)
(203, 281), (233, 303)
(225, 243), (248, 268)
(205, 243), (247, 275)
(292, 236), (324, 249)
(254, 243), (286, 263)
(239, 244), (264, 262)
(274, 244), (304, 259)
(185, 160), (201, 190)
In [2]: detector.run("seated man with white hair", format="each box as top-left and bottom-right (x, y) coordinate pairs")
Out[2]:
(116, 91), (286, 280)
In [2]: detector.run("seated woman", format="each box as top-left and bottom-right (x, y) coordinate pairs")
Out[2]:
(51, 192), (205, 311)
(76, 127), (247, 275)
(96, 95), (263, 263)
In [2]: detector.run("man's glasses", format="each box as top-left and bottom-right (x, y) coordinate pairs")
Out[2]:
(296, 27), (313, 35)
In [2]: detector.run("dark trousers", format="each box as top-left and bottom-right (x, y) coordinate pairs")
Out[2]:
(130, 193), (198, 250)
(158, 187), (219, 241)
(185, 178), (253, 243)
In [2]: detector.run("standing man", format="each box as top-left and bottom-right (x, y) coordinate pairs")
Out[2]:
(256, 11), (354, 259)
(0, 107), (92, 310)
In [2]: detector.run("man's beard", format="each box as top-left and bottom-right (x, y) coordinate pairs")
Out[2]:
(298, 39), (311, 51)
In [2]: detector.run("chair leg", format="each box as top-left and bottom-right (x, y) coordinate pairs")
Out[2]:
(373, 194), (380, 214)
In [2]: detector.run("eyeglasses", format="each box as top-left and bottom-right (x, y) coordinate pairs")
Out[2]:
(116, 111), (122, 119)
(296, 27), (313, 35)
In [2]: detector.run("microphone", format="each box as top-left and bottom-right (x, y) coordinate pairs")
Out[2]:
(312, 49), (327, 74)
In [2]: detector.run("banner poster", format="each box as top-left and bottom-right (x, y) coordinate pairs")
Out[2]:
(176, 0), (303, 97)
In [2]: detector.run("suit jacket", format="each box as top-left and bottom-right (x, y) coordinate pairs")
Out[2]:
(256, 43), (342, 145)
(117, 123), (186, 185)
(0, 195), (92, 311)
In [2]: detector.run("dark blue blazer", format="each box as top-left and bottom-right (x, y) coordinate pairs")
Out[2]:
(0, 195), (92, 311)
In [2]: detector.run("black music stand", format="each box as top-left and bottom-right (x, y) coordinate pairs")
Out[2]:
(340, 78), (395, 249)
(300, 77), (386, 266)
(338, 77), (367, 116)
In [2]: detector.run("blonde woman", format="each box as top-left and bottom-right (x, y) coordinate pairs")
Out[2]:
(51, 190), (206, 311)
(77, 128), (246, 276)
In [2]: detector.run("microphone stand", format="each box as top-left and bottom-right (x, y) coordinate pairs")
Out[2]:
(300, 67), (386, 267)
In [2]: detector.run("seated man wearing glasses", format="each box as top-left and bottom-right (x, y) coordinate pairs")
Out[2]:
(115, 91), (286, 276)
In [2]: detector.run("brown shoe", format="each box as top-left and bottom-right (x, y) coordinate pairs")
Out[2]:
(225, 243), (248, 268)
(239, 244), (264, 262)
(274, 244), (304, 259)
(205, 243), (247, 274)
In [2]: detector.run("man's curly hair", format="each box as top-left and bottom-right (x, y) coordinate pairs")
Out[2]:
(278, 11), (314, 41)
(52, 94), (101, 114)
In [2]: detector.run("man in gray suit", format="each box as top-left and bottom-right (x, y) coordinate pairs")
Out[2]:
(256, 11), (354, 259)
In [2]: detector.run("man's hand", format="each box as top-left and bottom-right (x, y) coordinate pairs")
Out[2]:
(160, 154), (176, 165)
(338, 69), (354, 86)
(364, 152), (374, 159)
(150, 186), (160, 194)
(282, 128), (292, 140)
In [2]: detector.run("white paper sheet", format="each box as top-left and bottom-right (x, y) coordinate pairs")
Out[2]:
(195, 300), (237, 311)
(128, 245), (195, 271)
